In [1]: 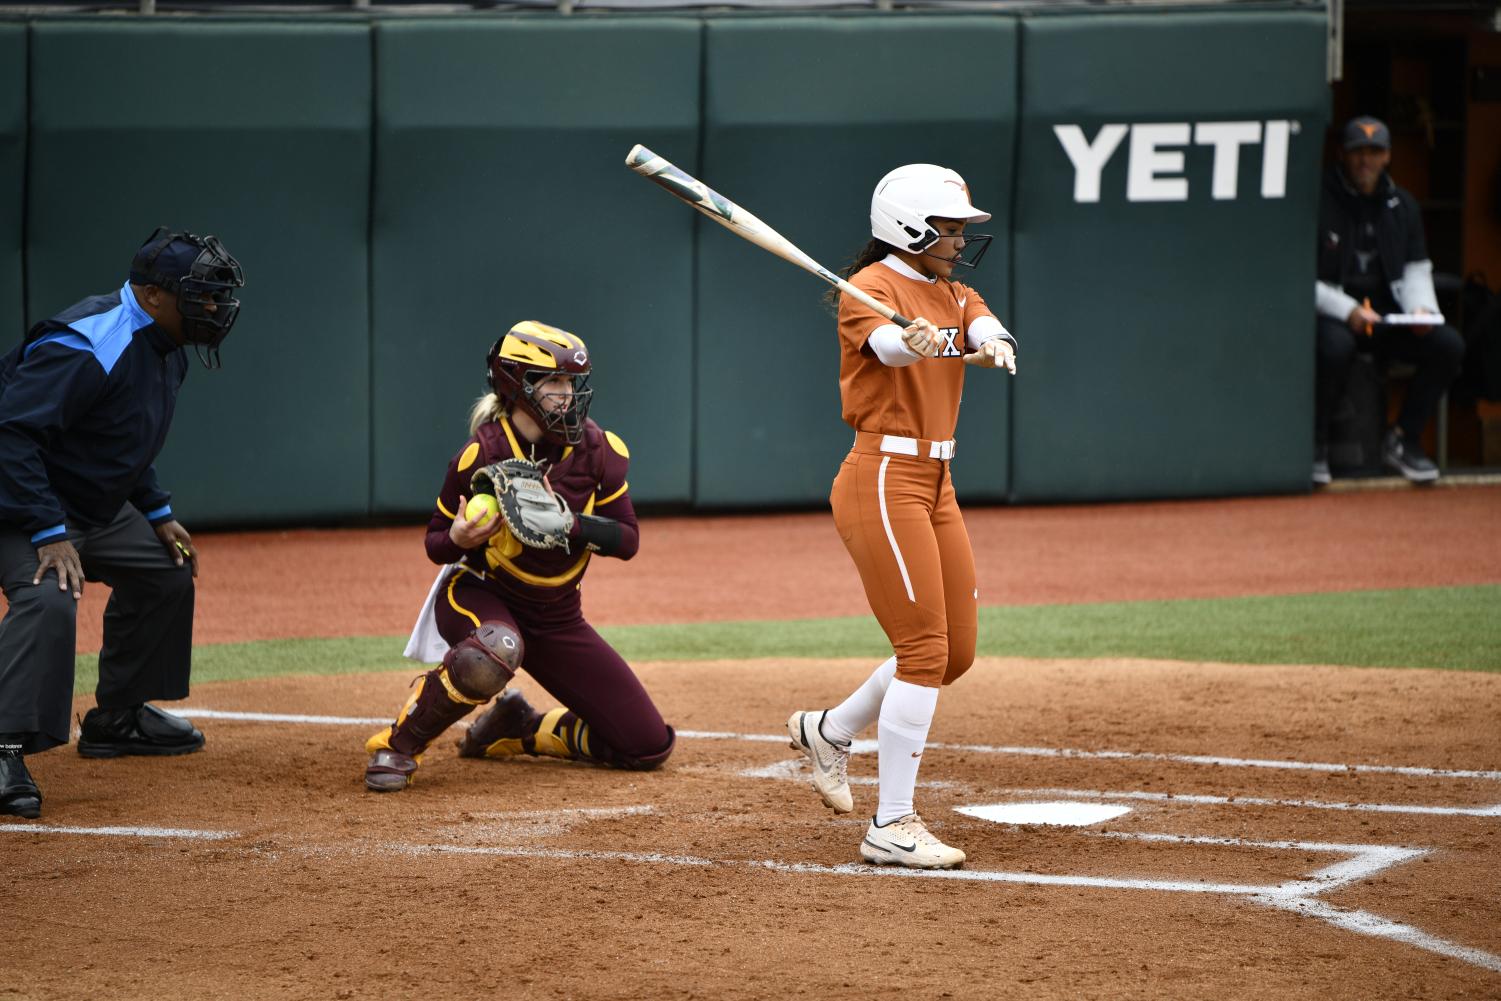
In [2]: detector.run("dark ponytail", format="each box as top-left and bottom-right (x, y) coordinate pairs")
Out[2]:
(823, 238), (899, 310)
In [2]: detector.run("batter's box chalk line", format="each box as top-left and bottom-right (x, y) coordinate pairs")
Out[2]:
(744, 759), (1501, 818)
(0, 823), (238, 840)
(399, 824), (1501, 975)
(990, 786), (1501, 818)
(178, 709), (1501, 783)
(171, 707), (1501, 974)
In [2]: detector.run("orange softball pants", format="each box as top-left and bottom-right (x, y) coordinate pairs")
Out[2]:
(830, 432), (978, 689)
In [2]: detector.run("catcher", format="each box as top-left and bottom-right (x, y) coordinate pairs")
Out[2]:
(363, 321), (674, 792)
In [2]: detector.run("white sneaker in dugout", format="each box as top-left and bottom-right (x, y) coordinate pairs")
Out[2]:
(860, 813), (966, 870)
(785, 709), (853, 813)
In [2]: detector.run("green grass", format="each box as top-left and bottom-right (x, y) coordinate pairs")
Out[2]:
(72, 585), (1501, 692)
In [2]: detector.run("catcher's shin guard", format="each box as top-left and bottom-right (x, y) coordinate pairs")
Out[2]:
(364, 622), (522, 789)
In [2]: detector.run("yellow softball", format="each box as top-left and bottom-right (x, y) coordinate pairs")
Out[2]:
(466, 494), (500, 523)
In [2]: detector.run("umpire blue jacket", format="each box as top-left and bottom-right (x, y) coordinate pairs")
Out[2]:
(0, 282), (187, 544)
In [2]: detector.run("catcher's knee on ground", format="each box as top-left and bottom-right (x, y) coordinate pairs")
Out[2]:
(612, 727), (675, 771)
(364, 621), (523, 790)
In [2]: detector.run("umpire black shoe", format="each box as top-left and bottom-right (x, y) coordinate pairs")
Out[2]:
(0, 753), (42, 819)
(77, 704), (205, 758)
(1382, 429), (1439, 483)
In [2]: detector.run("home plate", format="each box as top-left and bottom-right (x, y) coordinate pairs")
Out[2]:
(958, 802), (1133, 826)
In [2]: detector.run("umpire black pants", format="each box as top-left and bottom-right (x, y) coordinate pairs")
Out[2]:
(0, 505), (195, 754)
(1315, 315), (1465, 446)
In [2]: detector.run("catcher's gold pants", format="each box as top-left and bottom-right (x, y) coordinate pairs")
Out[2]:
(830, 434), (977, 689)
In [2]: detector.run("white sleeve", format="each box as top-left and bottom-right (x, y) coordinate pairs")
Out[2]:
(1316, 281), (1359, 322)
(867, 323), (920, 367)
(1394, 259), (1440, 314)
(966, 314), (1016, 350)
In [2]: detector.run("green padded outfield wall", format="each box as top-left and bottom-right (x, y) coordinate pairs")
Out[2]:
(694, 17), (1016, 507)
(0, 26), (24, 345)
(26, 20), (372, 524)
(370, 19), (701, 512)
(1010, 12), (1328, 501)
(8, 8), (1333, 524)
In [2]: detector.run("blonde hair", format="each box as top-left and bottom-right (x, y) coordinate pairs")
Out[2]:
(468, 392), (506, 435)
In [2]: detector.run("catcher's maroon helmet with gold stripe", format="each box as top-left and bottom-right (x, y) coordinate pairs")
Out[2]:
(487, 321), (594, 446)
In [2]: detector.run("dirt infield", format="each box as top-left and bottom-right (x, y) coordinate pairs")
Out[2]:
(5, 487), (1501, 998)
(5, 660), (1501, 999)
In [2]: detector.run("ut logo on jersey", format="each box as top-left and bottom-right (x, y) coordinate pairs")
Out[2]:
(937, 326), (962, 358)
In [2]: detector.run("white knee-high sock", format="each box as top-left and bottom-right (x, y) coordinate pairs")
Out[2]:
(875, 678), (939, 825)
(822, 656), (898, 745)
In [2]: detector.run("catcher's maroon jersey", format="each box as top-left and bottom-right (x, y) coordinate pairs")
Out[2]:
(425, 414), (635, 606)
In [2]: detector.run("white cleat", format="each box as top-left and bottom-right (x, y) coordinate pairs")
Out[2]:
(859, 813), (966, 870)
(785, 709), (853, 814)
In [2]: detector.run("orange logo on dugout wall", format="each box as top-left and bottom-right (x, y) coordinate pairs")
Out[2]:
(1053, 120), (1301, 203)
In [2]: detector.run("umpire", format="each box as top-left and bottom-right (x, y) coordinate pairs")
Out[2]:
(0, 228), (244, 819)
(1314, 115), (1465, 484)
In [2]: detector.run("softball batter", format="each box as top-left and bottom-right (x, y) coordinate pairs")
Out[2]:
(787, 164), (1015, 869)
(363, 321), (674, 792)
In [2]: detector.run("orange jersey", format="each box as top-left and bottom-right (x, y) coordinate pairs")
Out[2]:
(837, 259), (997, 441)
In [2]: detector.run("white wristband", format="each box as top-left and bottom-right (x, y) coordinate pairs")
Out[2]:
(966, 314), (1015, 351)
(867, 324), (921, 367)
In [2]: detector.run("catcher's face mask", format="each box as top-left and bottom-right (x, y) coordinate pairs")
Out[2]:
(524, 370), (593, 446)
(487, 321), (594, 446)
(130, 227), (245, 369)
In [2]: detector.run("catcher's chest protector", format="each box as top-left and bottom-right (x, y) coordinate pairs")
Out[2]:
(475, 420), (607, 512)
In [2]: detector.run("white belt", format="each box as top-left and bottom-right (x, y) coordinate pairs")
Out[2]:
(879, 434), (956, 460)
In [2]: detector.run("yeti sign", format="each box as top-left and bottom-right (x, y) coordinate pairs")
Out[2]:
(1053, 121), (1298, 203)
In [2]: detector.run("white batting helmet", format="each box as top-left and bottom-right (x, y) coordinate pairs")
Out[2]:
(870, 164), (991, 254)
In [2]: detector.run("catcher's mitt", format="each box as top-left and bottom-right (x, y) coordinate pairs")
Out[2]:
(471, 459), (574, 552)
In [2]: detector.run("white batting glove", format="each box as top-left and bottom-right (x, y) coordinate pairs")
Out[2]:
(963, 337), (1016, 373)
(901, 318), (942, 358)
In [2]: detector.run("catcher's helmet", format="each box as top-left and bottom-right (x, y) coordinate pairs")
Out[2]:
(129, 226), (245, 368)
(870, 164), (993, 269)
(487, 321), (593, 446)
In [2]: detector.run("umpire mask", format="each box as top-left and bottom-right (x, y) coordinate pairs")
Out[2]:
(130, 227), (246, 369)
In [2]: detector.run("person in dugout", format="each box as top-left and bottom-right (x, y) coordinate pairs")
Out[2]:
(363, 321), (674, 792)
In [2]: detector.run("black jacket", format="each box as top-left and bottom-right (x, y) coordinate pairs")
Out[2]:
(1316, 165), (1428, 308)
(0, 283), (186, 543)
